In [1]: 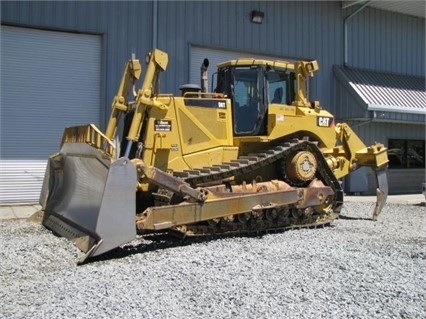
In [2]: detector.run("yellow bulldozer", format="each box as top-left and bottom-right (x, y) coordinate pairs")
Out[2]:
(37, 49), (388, 264)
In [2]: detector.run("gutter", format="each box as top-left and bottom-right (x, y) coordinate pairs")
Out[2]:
(152, 0), (158, 48)
(343, 1), (370, 66)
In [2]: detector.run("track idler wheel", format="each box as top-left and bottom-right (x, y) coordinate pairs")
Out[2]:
(285, 151), (317, 184)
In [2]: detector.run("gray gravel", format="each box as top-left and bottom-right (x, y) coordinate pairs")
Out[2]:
(1, 202), (425, 319)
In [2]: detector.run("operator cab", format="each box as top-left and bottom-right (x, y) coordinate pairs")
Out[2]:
(215, 62), (296, 136)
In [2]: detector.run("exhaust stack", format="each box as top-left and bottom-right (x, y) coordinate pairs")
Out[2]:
(200, 58), (209, 93)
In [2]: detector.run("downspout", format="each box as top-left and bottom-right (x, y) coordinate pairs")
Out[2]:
(343, 1), (370, 66)
(152, 0), (158, 48)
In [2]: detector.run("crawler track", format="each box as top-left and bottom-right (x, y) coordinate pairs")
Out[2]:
(153, 138), (344, 237)
(171, 207), (338, 238)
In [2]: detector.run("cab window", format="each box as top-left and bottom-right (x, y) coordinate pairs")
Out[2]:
(266, 71), (294, 105)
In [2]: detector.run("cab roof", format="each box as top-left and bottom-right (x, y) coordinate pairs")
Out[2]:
(217, 58), (298, 70)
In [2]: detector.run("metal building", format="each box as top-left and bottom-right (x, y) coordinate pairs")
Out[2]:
(1, 1), (425, 203)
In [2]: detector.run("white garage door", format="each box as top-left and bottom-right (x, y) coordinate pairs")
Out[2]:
(0, 26), (101, 204)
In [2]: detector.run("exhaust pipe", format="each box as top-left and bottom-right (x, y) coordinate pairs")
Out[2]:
(200, 58), (209, 93)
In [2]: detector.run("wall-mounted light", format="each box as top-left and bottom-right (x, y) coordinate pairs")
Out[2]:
(251, 10), (264, 24)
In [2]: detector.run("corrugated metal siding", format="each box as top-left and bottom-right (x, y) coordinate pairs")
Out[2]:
(156, 1), (343, 109)
(346, 5), (425, 76)
(2, 1), (423, 114)
(348, 121), (426, 146)
(0, 161), (46, 204)
(333, 74), (370, 120)
(346, 166), (425, 195)
(386, 169), (425, 194)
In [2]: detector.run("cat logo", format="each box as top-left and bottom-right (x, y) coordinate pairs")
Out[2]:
(317, 116), (334, 127)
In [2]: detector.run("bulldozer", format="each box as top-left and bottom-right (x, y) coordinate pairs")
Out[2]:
(37, 49), (389, 264)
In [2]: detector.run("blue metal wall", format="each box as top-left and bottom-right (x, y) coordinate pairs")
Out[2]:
(346, 5), (425, 75)
(1, 1), (424, 123)
(155, 1), (343, 112)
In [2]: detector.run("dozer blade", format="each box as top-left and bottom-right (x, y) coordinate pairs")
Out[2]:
(39, 143), (136, 264)
(372, 167), (388, 221)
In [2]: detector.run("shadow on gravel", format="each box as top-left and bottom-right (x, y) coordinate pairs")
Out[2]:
(82, 232), (267, 265)
(80, 223), (333, 265)
(337, 215), (373, 221)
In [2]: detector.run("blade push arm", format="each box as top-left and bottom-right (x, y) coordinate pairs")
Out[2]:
(124, 49), (168, 157)
(104, 49), (168, 158)
(105, 58), (142, 140)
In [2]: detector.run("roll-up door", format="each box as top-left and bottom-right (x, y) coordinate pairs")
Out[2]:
(0, 26), (101, 204)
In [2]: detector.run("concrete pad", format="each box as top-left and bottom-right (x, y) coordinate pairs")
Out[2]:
(0, 206), (16, 220)
(0, 204), (41, 220)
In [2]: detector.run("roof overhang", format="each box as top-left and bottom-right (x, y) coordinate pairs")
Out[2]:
(342, 1), (425, 19)
(334, 65), (426, 123)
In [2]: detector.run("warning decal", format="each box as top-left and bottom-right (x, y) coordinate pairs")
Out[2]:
(154, 119), (172, 131)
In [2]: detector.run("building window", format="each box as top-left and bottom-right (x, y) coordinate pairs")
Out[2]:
(388, 139), (425, 168)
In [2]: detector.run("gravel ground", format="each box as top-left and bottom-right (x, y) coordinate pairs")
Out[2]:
(0, 202), (425, 319)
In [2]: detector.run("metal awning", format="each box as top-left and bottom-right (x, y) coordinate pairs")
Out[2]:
(342, 1), (425, 19)
(334, 65), (426, 122)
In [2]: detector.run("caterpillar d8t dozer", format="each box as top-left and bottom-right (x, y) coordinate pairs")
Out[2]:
(37, 49), (389, 264)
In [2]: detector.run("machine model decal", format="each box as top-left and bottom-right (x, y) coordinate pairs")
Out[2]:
(154, 119), (172, 131)
(184, 99), (227, 108)
(218, 101), (226, 108)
